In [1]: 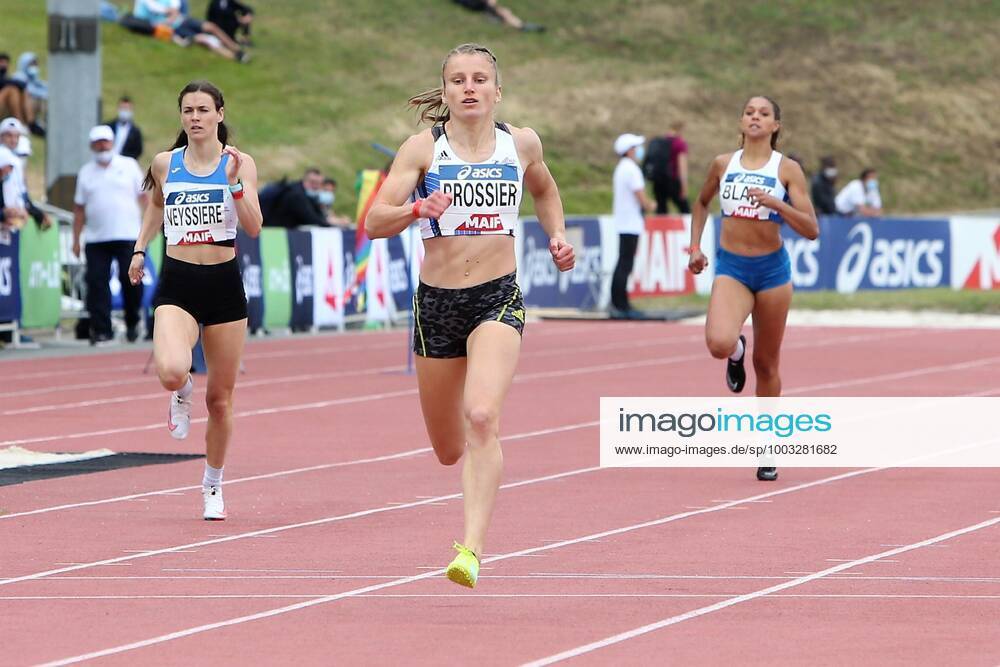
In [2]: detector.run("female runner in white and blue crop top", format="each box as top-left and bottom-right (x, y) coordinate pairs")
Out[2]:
(366, 43), (575, 588)
(127, 81), (263, 520)
(688, 95), (819, 482)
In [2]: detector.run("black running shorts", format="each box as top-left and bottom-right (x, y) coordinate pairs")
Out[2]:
(153, 255), (248, 326)
(412, 272), (525, 359)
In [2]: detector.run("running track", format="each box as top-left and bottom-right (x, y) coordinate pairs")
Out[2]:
(2, 321), (999, 665)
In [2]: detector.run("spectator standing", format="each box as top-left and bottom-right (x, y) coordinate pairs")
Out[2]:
(810, 155), (838, 215)
(611, 133), (655, 319)
(835, 167), (882, 217)
(643, 120), (689, 214)
(73, 125), (148, 344)
(0, 117), (49, 230)
(0, 146), (28, 229)
(105, 95), (144, 160)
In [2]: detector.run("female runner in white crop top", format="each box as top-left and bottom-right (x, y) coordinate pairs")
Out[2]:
(688, 95), (819, 482)
(366, 43), (575, 588)
(128, 80), (263, 520)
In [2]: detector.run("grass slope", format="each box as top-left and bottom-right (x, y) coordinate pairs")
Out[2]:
(4, 0), (999, 217)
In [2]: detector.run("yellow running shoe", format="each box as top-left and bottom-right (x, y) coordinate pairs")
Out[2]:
(446, 542), (480, 588)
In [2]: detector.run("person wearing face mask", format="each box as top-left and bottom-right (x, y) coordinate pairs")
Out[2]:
(810, 155), (839, 215)
(259, 167), (330, 228)
(105, 95), (144, 160)
(835, 167), (883, 217)
(0, 147), (29, 230)
(73, 125), (148, 344)
(610, 133), (655, 319)
(0, 117), (50, 230)
(319, 177), (353, 228)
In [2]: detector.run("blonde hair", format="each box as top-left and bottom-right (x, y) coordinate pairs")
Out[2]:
(408, 43), (501, 125)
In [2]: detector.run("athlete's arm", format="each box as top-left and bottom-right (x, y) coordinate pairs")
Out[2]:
(128, 152), (169, 286)
(689, 154), (727, 274)
(225, 147), (263, 238)
(749, 158), (819, 240)
(365, 131), (451, 239)
(518, 127), (574, 272)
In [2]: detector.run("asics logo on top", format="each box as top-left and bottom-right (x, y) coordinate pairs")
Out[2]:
(168, 191), (221, 206)
(727, 173), (774, 187)
(457, 165), (505, 180)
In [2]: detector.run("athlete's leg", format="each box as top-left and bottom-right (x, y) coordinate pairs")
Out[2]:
(460, 321), (521, 558)
(153, 305), (199, 391)
(705, 276), (755, 359)
(415, 355), (468, 466)
(200, 319), (247, 468)
(750, 282), (793, 397)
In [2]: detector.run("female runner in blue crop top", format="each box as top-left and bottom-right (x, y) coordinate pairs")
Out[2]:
(688, 95), (819, 481)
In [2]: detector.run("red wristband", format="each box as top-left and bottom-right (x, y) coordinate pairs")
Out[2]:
(411, 199), (423, 219)
(231, 188), (245, 200)
(688, 244), (701, 255)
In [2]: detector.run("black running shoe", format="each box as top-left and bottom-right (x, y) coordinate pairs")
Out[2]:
(726, 334), (747, 393)
(757, 467), (778, 481)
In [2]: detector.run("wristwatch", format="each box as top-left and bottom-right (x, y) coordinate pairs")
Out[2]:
(228, 180), (244, 194)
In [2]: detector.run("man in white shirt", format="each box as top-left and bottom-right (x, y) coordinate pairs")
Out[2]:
(835, 167), (883, 217)
(611, 133), (655, 318)
(73, 125), (148, 344)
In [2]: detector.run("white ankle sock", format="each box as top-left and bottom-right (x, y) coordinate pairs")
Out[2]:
(177, 375), (194, 398)
(203, 464), (223, 488)
(729, 338), (745, 362)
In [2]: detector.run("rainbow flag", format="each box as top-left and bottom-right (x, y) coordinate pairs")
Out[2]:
(344, 169), (386, 312)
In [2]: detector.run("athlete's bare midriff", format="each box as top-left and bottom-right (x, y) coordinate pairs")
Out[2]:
(719, 217), (784, 256)
(165, 243), (237, 265)
(419, 235), (516, 288)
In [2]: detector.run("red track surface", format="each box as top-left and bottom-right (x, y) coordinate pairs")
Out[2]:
(2, 321), (999, 666)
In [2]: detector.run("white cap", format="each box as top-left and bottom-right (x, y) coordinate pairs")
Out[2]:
(89, 125), (115, 143)
(0, 117), (27, 136)
(614, 133), (645, 156)
(15, 134), (32, 157)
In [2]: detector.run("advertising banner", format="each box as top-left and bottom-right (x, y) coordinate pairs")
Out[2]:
(260, 228), (291, 329)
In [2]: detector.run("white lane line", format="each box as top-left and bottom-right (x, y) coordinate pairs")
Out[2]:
(524, 516), (1000, 666)
(0, 420), (597, 520)
(35, 466), (895, 665)
(0, 466), (603, 588)
(0, 327), (924, 442)
(33, 574), (1000, 582)
(8, 593), (1000, 602)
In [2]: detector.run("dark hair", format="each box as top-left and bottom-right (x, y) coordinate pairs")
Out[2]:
(860, 167), (877, 181)
(0, 53), (9, 61)
(143, 80), (229, 191)
(408, 43), (501, 125)
(820, 155), (836, 168)
(739, 95), (781, 149)
(322, 177), (337, 187)
(119, 95), (132, 104)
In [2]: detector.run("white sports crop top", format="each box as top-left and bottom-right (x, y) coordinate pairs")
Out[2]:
(415, 123), (523, 239)
(162, 147), (239, 246)
(718, 149), (788, 224)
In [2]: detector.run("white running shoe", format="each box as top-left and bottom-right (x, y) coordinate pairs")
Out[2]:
(167, 389), (193, 440)
(202, 485), (226, 520)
